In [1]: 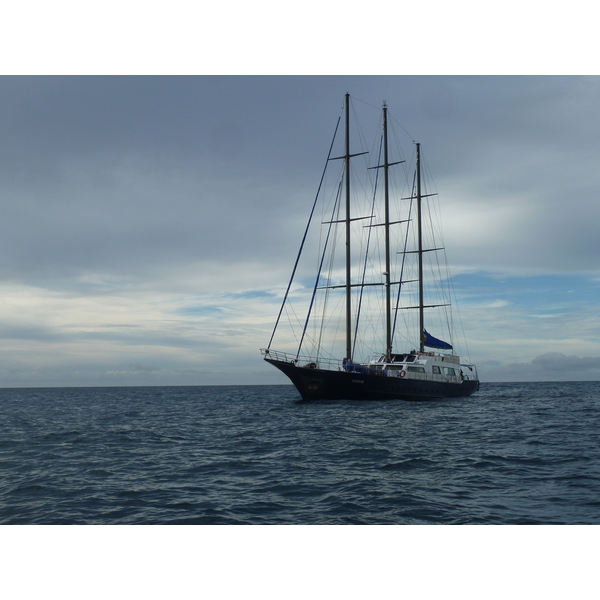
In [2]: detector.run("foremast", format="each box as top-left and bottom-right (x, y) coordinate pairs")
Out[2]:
(341, 93), (368, 362)
(341, 96), (409, 363)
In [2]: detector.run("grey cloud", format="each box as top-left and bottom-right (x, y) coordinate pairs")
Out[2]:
(483, 352), (600, 382)
(2, 76), (600, 385)
(4, 76), (600, 292)
(531, 352), (600, 372)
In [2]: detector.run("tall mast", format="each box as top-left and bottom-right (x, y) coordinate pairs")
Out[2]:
(365, 103), (405, 361)
(383, 103), (392, 361)
(416, 142), (425, 352)
(344, 93), (352, 361)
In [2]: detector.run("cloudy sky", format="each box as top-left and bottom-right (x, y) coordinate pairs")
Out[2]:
(1, 74), (600, 386)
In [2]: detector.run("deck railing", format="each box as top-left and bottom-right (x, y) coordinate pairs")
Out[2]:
(261, 349), (344, 371)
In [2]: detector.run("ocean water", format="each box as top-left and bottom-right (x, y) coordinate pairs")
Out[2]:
(1, 382), (600, 525)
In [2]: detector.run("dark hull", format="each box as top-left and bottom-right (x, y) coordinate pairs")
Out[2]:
(266, 358), (479, 401)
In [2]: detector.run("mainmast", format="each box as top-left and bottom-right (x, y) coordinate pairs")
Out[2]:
(383, 103), (392, 361)
(370, 102), (405, 361)
(416, 142), (425, 353)
(344, 93), (352, 361)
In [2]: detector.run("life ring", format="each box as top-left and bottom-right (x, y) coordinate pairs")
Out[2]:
(399, 370), (406, 378)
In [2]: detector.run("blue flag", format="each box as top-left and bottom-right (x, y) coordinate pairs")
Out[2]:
(423, 330), (453, 350)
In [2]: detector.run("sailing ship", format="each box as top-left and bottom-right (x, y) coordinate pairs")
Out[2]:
(261, 94), (479, 401)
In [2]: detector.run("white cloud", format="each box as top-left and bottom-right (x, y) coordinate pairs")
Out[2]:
(484, 300), (510, 309)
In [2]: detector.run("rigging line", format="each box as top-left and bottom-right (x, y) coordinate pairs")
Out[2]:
(349, 98), (376, 179)
(391, 170), (416, 348)
(422, 193), (442, 298)
(350, 95), (381, 112)
(388, 110), (416, 148)
(352, 134), (383, 359)
(318, 292), (345, 359)
(419, 155), (446, 340)
(448, 270), (472, 362)
(421, 168), (454, 343)
(267, 114), (342, 350)
(282, 302), (305, 347)
(388, 120), (409, 170)
(315, 175), (344, 358)
(297, 169), (344, 361)
(432, 242), (454, 344)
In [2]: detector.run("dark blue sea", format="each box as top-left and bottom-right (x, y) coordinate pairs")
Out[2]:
(2, 381), (600, 526)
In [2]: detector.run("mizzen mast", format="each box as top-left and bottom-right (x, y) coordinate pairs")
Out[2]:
(383, 103), (392, 361)
(416, 142), (425, 353)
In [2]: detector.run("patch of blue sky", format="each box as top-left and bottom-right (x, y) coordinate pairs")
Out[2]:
(291, 276), (320, 291)
(452, 272), (600, 311)
(228, 290), (277, 300)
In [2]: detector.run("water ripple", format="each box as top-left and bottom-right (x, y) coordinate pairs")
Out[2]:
(1, 382), (600, 524)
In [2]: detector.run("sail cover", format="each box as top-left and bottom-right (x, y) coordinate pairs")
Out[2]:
(423, 330), (453, 350)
